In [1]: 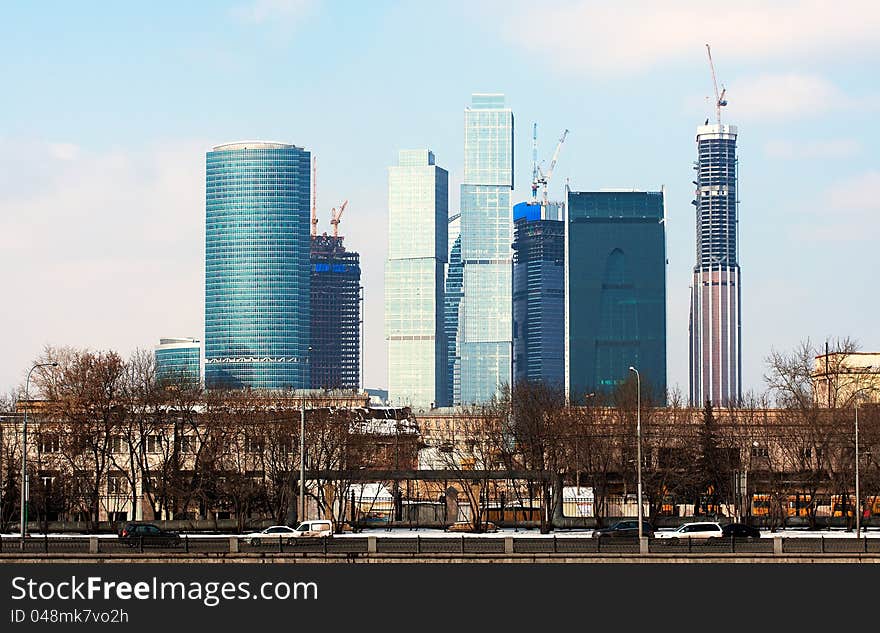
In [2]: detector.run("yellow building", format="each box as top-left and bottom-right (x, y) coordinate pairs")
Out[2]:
(813, 352), (880, 407)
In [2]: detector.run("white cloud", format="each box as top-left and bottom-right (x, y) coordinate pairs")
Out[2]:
(763, 138), (861, 159)
(47, 142), (80, 161)
(232, 0), (316, 25)
(792, 170), (880, 243)
(730, 73), (876, 120)
(499, 1), (880, 74)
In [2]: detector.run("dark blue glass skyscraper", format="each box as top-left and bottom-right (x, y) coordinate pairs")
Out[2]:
(205, 142), (311, 389)
(512, 201), (564, 386)
(566, 191), (667, 403)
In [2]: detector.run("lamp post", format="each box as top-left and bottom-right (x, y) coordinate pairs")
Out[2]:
(628, 367), (643, 541)
(299, 347), (312, 524)
(21, 362), (58, 544)
(855, 402), (860, 538)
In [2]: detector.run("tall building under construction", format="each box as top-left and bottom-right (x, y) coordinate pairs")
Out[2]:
(310, 234), (361, 390)
(689, 123), (741, 407)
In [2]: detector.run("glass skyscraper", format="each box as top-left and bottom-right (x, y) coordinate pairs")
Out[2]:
(458, 94), (514, 405)
(155, 337), (201, 387)
(205, 142), (311, 390)
(512, 201), (564, 387)
(444, 214), (462, 406)
(689, 124), (741, 407)
(385, 149), (448, 409)
(566, 190), (667, 403)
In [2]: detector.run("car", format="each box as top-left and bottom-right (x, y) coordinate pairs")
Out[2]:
(721, 523), (761, 539)
(245, 525), (297, 546)
(245, 521), (334, 545)
(591, 520), (654, 538)
(445, 520), (498, 533)
(655, 521), (723, 540)
(117, 522), (181, 548)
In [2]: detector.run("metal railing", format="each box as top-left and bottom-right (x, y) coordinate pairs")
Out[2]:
(2, 535), (879, 556)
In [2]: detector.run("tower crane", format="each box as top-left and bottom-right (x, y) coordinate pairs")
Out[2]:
(311, 157), (318, 237)
(535, 128), (569, 207)
(705, 43), (728, 126)
(531, 123), (539, 201)
(330, 200), (348, 238)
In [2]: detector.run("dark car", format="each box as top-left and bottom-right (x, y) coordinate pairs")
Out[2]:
(721, 523), (761, 539)
(118, 522), (181, 548)
(591, 520), (654, 538)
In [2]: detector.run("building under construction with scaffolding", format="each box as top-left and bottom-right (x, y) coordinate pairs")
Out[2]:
(310, 234), (361, 390)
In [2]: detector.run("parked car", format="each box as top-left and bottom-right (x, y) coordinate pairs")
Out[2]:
(290, 520), (334, 538)
(591, 520), (654, 538)
(655, 521), (723, 540)
(721, 523), (761, 539)
(245, 525), (298, 546)
(117, 522), (181, 548)
(445, 521), (498, 533)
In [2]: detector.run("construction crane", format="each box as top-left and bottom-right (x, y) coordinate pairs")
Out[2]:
(330, 199), (348, 237)
(311, 157), (318, 237)
(705, 43), (728, 126)
(535, 128), (569, 207)
(530, 123), (539, 201)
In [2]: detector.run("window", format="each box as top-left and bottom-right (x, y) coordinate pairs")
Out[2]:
(799, 447), (812, 461)
(108, 436), (123, 454)
(107, 473), (127, 496)
(180, 436), (196, 454)
(245, 436), (264, 454)
(39, 434), (59, 454)
(145, 435), (162, 454)
(751, 445), (769, 458)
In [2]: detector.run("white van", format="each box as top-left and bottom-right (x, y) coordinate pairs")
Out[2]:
(292, 520), (334, 538)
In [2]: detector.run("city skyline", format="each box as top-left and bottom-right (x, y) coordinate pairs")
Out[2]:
(2, 2), (879, 399)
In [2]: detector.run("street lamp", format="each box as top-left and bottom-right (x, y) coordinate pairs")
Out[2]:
(21, 362), (58, 544)
(299, 347), (312, 524)
(855, 402), (860, 538)
(628, 367), (643, 541)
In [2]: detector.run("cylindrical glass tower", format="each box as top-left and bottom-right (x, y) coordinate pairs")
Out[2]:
(205, 141), (311, 389)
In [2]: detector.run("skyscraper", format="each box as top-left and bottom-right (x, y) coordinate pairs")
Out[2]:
(689, 124), (741, 407)
(444, 213), (463, 406)
(310, 234), (361, 391)
(512, 201), (564, 386)
(566, 190), (667, 403)
(385, 149), (448, 409)
(205, 142), (311, 390)
(155, 337), (201, 387)
(459, 93), (514, 405)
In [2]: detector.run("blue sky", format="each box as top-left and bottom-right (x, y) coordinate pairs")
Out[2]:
(2, 0), (879, 398)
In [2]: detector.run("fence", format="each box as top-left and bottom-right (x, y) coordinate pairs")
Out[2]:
(3, 535), (880, 556)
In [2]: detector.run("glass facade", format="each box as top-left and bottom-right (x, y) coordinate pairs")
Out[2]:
(310, 235), (361, 390)
(155, 338), (201, 387)
(512, 201), (564, 387)
(459, 94), (514, 405)
(385, 150), (448, 409)
(567, 191), (667, 403)
(205, 142), (311, 389)
(444, 215), (462, 406)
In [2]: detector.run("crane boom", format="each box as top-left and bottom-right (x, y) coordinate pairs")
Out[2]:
(541, 128), (569, 205)
(705, 43), (727, 125)
(531, 123), (539, 201)
(330, 199), (348, 237)
(311, 157), (318, 237)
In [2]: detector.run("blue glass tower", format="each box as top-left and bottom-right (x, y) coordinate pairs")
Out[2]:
(155, 338), (201, 387)
(459, 94), (514, 405)
(566, 190), (667, 403)
(444, 215), (462, 406)
(205, 142), (311, 389)
(512, 201), (564, 387)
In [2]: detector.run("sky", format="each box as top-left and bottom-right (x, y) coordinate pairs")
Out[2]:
(2, 0), (879, 399)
